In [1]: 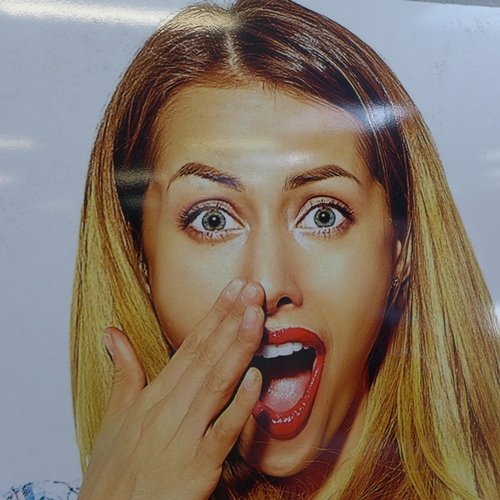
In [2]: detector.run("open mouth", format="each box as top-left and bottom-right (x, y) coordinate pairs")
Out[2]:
(250, 327), (325, 439)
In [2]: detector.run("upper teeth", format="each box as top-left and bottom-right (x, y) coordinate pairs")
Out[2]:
(261, 342), (308, 359)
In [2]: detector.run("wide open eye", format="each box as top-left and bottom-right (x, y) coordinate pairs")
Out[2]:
(297, 198), (351, 233)
(312, 207), (338, 228)
(189, 205), (242, 235)
(200, 210), (227, 231)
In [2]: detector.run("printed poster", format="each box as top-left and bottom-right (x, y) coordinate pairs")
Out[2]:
(1, 0), (499, 497)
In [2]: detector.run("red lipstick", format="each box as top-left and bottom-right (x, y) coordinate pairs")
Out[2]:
(251, 327), (325, 439)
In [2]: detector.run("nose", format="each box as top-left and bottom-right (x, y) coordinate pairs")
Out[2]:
(242, 227), (303, 317)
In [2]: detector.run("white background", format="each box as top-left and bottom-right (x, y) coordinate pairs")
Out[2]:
(1, 0), (499, 488)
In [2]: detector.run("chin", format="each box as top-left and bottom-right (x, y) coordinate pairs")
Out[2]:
(236, 413), (325, 478)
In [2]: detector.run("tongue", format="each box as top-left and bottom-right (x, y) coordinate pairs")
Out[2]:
(261, 370), (311, 413)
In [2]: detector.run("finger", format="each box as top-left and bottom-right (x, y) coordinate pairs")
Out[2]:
(180, 304), (264, 436)
(185, 280), (264, 354)
(147, 281), (262, 407)
(162, 284), (263, 411)
(188, 277), (248, 346)
(190, 281), (264, 370)
(200, 367), (262, 466)
(144, 284), (264, 433)
(101, 327), (146, 425)
(150, 278), (247, 392)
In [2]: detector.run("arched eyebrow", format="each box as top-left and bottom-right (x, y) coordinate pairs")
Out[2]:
(168, 162), (244, 191)
(167, 162), (360, 192)
(284, 164), (360, 190)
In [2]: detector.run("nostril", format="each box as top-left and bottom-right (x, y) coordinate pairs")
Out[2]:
(276, 296), (293, 308)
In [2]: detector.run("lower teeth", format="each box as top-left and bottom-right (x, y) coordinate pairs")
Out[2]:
(251, 349), (316, 412)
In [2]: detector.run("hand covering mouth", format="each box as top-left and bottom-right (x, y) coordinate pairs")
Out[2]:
(250, 327), (325, 439)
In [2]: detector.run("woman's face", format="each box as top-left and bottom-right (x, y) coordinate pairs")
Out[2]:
(142, 85), (397, 477)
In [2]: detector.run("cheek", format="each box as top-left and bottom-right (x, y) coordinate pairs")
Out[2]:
(147, 238), (243, 348)
(299, 227), (393, 348)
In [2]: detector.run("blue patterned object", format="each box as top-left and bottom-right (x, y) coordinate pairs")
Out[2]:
(0, 480), (81, 500)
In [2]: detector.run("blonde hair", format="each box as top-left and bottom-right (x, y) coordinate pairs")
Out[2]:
(71, 0), (500, 497)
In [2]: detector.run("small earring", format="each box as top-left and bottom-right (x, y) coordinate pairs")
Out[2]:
(392, 277), (400, 287)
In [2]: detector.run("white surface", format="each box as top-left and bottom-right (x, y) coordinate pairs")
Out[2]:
(0, 0), (499, 487)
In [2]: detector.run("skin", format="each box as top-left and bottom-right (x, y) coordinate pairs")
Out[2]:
(143, 88), (397, 478)
(80, 85), (398, 499)
(79, 281), (266, 500)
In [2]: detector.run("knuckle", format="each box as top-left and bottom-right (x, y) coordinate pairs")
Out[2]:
(235, 327), (256, 349)
(212, 295), (231, 318)
(181, 332), (203, 356)
(196, 343), (220, 367)
(212, 420), (235, 441)
(113, 365), (128, 385)
(204, 369), (229, 395)
(229, 301), (245, 323)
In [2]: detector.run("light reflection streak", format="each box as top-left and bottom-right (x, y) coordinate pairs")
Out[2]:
(482, 150), (500, 161)
(0, 175), (15, 186)
(0, 136), (38, 150)
(0, 0), (174, 25)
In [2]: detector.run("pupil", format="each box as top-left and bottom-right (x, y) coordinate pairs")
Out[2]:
(202, 210), (226, 231)
(314, 208), (335, 227)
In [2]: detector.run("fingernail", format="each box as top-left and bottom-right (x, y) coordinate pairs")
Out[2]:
(242, 283), (259, 305)
(243, 367), (260, 390)
(225, 278), (245, 301)
(242, 305), (258, 329)
(103, 332), (114, 358)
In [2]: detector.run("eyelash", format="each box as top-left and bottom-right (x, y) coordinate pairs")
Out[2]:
(177, 197), (355, 241)
(176, 199), (241, 241)
(296, 197), (355, 236)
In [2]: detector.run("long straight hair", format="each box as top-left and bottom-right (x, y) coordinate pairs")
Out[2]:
(71, 0), (500, 497)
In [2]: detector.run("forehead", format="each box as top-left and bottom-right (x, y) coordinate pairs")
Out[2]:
(152, 85), (371, 185)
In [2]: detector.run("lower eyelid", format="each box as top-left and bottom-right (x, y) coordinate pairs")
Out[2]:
(185, 224), (245, 241)
(296, 217), (352, 237)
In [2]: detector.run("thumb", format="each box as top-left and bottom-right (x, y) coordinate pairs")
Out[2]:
(102, 327), (146, 424)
